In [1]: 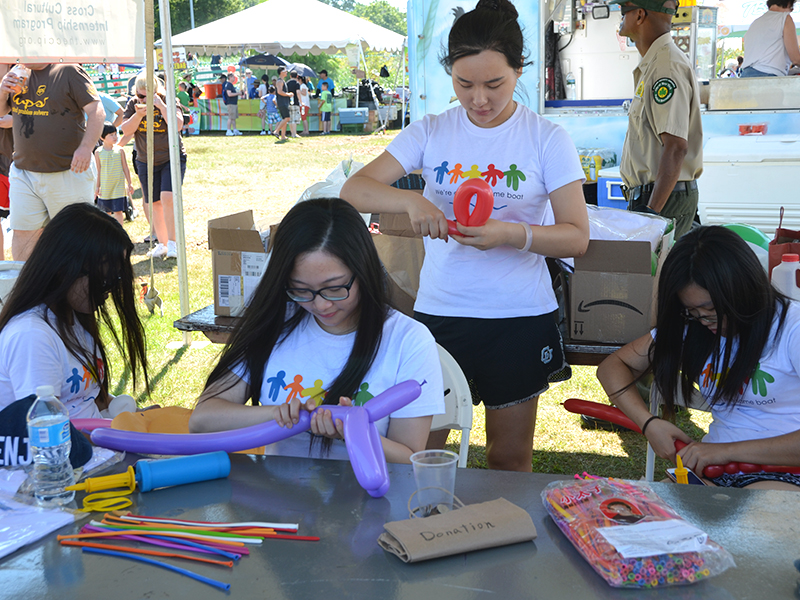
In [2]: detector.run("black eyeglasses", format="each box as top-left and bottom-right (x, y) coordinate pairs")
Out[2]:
(136, 93), (146, 100)
(620, 4), (644, 15)
(102, 275), (122, 292)
(286, 275), (355, 303)
(682, 309), (718, 325)
(82, 269), (121, 293)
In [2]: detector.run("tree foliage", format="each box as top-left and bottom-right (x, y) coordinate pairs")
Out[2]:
(352, 1), (407, 36)
(155, 0), (249, 38)
(317, 0), (358, 11)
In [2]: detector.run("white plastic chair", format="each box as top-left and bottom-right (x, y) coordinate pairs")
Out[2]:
(430, 344), (473, 468)
(645, 381), (711, 481)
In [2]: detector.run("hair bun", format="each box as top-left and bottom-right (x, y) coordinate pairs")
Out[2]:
(476, 0), (519, 18)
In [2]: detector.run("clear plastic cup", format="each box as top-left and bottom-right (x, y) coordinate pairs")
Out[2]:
(410, 449), (458, 517)
(9, 64), (30, 94)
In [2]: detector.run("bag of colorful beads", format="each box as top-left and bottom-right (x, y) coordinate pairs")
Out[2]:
(542, 477), (735, 588)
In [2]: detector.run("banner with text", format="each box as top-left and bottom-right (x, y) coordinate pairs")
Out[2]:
(0, 0), (144, 63)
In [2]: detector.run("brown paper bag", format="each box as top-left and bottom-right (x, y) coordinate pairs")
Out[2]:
(372, 217), (424, 317)
(377, 498), (537, 563)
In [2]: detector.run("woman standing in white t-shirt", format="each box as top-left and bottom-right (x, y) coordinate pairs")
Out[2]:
(0, 203), (149, 418)
(341, 0), (589, 472)
(597, 226), (800, 490)
(190, 198), (444, 463)
(740, 0), (800, 77)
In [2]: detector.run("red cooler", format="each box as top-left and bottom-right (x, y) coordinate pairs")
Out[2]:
(204, 83), (222, 99)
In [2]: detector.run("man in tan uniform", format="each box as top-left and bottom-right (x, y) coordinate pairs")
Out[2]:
(0, 64), (103, 260)
(611, 0), (703, 238)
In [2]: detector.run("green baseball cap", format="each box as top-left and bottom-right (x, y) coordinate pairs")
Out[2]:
(608, 0), (677, 15)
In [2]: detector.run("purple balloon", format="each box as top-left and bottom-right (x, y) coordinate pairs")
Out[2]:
(90, 380), (422, 497)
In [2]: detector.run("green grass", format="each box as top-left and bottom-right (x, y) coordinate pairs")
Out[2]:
(66, 129), (711, 480)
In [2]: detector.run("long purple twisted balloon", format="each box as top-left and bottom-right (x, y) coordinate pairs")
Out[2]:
(90, 380), (422, 497)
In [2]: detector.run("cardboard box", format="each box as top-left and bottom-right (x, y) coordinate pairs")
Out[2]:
(373, 212), (424, 317)
(208, 211), (269, 316)
(568, 233), (672, 344)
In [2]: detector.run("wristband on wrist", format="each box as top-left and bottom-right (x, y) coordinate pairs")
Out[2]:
(518, 222), (533, 253)
(640, 415), (660, 436)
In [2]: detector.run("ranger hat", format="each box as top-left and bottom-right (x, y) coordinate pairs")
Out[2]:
(608, 0), (677, 15)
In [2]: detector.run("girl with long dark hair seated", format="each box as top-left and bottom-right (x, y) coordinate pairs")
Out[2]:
(189, 198), (444, 463)
(597, 226), (800, 490)
(0, 203), (149, 418)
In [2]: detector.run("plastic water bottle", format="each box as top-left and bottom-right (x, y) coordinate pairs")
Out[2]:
(26, 385), (75, 505)
(565, 72), (576, 101)
(771, 253), (800, 301)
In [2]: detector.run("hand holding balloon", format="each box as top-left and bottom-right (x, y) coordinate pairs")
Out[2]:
(447, 178), (493, 236)
(562, 399), (800, 478)
(90, 380), (423, 498)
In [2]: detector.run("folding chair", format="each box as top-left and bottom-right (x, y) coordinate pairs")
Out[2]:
(430, 344), (473, 468)
(645, 381), (711, 481)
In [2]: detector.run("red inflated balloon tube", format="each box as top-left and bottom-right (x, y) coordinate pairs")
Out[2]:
(563, 398), (800, 478)
(447, 178), (494, 236)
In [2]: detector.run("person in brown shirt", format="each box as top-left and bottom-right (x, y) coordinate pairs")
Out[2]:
(0, 63), (104, 260)
(120, 74), (186, 260)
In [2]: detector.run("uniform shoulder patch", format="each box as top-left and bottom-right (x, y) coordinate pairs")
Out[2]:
(652, 78), (676, 104)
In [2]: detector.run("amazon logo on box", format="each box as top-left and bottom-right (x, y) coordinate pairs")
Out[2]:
(568, 234), (672, 344)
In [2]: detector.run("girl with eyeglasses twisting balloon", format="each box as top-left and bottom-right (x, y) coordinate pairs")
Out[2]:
(190, 198), (444, 464)
(597, 226), (800, 490)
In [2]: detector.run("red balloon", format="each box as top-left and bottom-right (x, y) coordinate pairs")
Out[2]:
(761, 465), (800, 474)
(447, 178), (494, 236)
(738, 463), (761, 474)
(562, 398), (641, 432)
(565, 401), (800, 478)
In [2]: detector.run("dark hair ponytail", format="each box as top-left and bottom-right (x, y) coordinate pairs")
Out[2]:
(440, 0), (529, 73)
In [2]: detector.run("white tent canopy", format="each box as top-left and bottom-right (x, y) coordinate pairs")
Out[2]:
(167, 0), (405, 55)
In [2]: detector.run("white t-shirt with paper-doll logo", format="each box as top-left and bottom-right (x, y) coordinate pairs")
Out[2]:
(0, 305), (104, 419)
(386, 104), (585, 319)
(694, 301), (800, 444)
(232, 309), (444, 460)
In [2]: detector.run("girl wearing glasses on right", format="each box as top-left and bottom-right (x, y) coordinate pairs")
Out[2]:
(597, 226), (800, 490)
(190, 198), (444, 464)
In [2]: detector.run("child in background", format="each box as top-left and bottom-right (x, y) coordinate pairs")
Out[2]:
(319, 81), (332, 135)
(266, 85), (279, 137)
(94, 123), (133, 226)
(258, 75), (269, 135)
(177, 82), (192, 135)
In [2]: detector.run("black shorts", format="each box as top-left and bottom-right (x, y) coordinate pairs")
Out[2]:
(135, 158), (187, 204)
(98, 197), (127, 213)
(414, 311), (570, 409)
(277, 101), (290, 119)
(710, 471), (800, 488)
